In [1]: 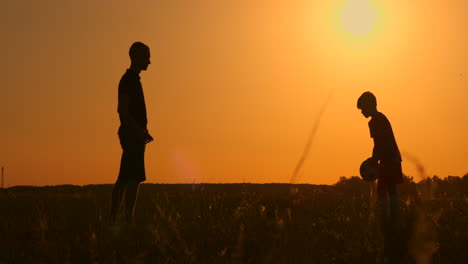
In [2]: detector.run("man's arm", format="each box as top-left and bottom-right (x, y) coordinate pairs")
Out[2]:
(118, 94), (153, 143)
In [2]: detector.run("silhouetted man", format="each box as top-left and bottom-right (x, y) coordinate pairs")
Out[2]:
(110, 42), (154, 224)
(357, 91), (403, 263)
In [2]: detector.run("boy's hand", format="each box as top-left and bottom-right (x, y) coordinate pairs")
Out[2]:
(369, 157), (379, 165)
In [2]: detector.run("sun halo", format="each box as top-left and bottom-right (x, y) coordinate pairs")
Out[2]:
(340, 0), (378, 38)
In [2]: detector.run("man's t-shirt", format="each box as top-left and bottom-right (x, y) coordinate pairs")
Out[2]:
(118, 69), (147, 138)
(368, 112), (401, 163)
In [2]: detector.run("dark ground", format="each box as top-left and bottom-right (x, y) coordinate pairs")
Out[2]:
(1, 176), (467, 263)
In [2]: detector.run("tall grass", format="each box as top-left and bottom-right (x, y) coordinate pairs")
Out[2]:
(290, 92), (333, 184)
(1, 181), (466, 263)
(403, 152), (441, 264)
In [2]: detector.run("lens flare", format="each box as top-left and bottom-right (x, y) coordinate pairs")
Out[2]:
(171, 148), (202, 183)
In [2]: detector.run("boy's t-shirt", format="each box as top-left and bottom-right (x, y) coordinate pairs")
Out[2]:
(369, 112), (401, 163)
(369, 112), (403, 184)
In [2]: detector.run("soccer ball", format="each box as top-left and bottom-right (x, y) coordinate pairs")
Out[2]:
(359, 158), (379, 181)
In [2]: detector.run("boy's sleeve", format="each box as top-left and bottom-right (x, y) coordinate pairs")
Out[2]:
(370, 117), (395, 161)
(372, 138), (382, 160)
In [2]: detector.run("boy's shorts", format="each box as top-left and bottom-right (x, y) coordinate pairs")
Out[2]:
(377, 161), (403, 190)
(117, 130), (146, 183)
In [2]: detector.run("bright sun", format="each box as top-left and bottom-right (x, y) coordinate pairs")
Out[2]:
(340, 0), (378, 37)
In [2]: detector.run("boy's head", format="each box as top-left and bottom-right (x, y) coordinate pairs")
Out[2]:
(357, 91), (377, 118)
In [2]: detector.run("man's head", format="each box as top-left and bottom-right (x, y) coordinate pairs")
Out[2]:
(357, 91), (377, 118)
(129, 42), (151, 71)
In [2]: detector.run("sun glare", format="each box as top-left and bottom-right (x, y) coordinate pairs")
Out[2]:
(340, 0), (378, 37)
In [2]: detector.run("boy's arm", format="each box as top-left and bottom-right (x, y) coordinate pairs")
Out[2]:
(371, 130), (396, 163)
(369, 114), (392, 163)
(371, 139), (381, 163)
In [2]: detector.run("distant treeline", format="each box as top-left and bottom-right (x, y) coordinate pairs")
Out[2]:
(337, 173), (468, 200)
(4, 173), (467, 201)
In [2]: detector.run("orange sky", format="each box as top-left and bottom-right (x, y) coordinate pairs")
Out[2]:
(1, 0), (466, 186)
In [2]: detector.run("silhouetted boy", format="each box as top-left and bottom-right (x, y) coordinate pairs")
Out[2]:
(110, 42), (154, 224)
(357, 91), (403, 262)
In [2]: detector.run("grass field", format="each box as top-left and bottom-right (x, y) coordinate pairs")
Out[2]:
(1, 177), (467, 263)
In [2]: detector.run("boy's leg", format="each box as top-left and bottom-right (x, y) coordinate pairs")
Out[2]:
(125, 180), (140, 224)
(110, 180), (127, 224)
(377, 180), (389, 228)
(388, 183), (398, 227)
(387, 183), (401, 263)
(380, 183), (401, 263)
(378, 180), (393, 262)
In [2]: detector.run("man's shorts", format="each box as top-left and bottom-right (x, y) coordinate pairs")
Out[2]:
(117, 129), (146, 183)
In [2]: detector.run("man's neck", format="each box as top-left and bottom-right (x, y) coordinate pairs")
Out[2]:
(129, 65), (141, 75)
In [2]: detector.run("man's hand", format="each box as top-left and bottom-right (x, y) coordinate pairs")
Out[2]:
(144, 131), (154, 144)
(137, 129), (154, 144)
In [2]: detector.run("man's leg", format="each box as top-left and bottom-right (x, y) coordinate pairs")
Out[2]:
(110, 141), (131, 224)
(110, 180), (127, 224)
(125, 180), (140, 224)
